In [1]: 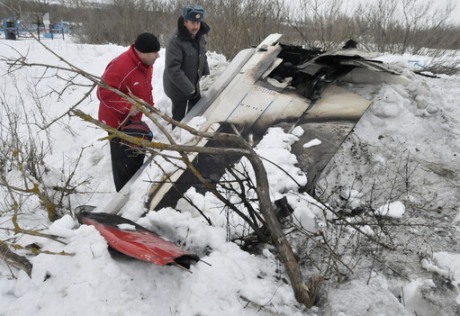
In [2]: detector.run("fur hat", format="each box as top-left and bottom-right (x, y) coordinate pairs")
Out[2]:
(134, 33), (160, 53)
(182, 5), (205, 22)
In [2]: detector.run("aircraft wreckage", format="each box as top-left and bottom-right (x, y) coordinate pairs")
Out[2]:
(142, 33), (411, 211)
(100, 33), (411, 215)
(90, 33), (411, 268)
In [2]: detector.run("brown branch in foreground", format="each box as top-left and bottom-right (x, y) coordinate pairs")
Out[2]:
(246, 151), (314, 307)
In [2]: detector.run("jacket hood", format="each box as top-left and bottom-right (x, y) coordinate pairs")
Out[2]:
(176, 16), (210, 40)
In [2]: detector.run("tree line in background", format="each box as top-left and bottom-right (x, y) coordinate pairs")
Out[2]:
(1, 0), (459, 60)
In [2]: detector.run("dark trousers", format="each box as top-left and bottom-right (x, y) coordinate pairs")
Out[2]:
(109, 138), (146, 192)
(171, 94), (200, 123)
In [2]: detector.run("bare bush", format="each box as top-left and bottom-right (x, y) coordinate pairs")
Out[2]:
(354, 0), (456, 55)
(3, 0), (459, 74)
(286, 0), (357, 50)
(0, 76), (90, 222)
(73, 0), (176, 46)
(201, 0), (288, 58)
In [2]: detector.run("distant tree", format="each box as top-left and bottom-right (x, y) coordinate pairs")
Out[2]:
(72, 0), (175, 46)
(4, 0), (458, 64)
(202, 0), (288, 58)
(286, 0), (357, 50)
(353, 0), (456, 53)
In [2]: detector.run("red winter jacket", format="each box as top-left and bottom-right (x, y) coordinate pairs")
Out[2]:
(97, 45), (154, 129)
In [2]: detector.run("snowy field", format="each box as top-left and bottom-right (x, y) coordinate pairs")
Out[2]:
(0, 36), (459, 315)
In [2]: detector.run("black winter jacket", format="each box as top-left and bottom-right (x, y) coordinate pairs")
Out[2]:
(163, 17), (210, 101)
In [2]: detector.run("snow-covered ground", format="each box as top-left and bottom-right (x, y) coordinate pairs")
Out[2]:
(0, 36), (459, 316)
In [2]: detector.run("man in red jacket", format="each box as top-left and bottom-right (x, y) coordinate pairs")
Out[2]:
(97, 32), (160, 191)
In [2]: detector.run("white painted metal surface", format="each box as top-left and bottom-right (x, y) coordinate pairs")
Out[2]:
(145, 34), (413, 210)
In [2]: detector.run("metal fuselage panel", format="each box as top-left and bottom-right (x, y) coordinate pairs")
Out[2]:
(147, 34), (410, 210)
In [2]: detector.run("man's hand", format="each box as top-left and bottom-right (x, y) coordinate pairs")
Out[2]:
(192, 91), (201, 103)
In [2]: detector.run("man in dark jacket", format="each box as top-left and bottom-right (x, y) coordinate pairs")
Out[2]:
(163, 4), (210, 124)
(97, 32), (160, 191)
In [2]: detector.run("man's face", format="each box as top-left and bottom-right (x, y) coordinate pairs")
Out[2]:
(184, 19), (201, 36)
(138, 51), (160, 66)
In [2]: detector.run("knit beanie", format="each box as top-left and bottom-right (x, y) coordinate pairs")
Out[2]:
(134, 33), (160, 53)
